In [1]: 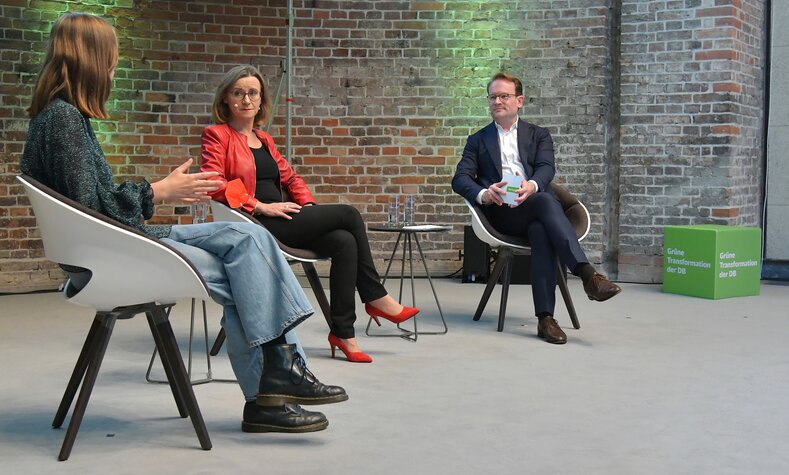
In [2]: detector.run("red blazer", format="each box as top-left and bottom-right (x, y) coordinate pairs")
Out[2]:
(200, 123), (315, 214)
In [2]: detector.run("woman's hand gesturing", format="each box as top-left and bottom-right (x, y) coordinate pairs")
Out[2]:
(150, 159), (220, 203)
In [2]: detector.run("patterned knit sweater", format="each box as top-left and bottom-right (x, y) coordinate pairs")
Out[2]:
(20, 99), (170, 238)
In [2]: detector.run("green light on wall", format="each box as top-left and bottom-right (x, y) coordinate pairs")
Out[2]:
(431, 1), (520, 120)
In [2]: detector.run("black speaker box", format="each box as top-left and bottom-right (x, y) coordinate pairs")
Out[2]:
(462, 225), (490, 283)
(463, 226), (535, 284)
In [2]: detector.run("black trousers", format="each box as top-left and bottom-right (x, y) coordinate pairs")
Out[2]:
(484, 192), (588, 316)
(256, 204), (387, 338)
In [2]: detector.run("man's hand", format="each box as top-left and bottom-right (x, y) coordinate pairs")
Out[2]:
(513, 180), (537, 206)
(150, 159), (220, 204)
(482, 180), (507, 206)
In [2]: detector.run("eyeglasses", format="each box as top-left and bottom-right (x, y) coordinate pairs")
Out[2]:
(487, 93), (517, 103)
(230, 89), (261, 101)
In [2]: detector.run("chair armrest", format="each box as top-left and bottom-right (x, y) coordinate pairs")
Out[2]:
(19, 175), (210, 310)
(550, 183), (590, 241)
(210, 200), (323, 262)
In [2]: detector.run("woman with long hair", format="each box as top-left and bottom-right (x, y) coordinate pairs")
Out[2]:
(21, 12), (347, 434)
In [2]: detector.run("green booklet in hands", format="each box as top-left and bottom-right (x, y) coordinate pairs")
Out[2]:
(502, 173), (523, 206)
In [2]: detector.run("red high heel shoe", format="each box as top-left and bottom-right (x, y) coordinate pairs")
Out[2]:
(365, 303), (420, 327)
(328, 333), (372, 363)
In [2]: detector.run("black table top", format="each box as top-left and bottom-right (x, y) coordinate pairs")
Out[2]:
(368, 224), (452, 233)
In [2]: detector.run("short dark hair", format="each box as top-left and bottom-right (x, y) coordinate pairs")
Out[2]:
(487, 72), (523, 97)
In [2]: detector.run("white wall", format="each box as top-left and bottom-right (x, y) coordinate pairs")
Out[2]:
(766, 4), (789, 260)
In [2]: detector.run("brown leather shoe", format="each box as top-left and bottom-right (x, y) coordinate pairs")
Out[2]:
(537, 317), (567, 344)
(584, 272), (622, 302)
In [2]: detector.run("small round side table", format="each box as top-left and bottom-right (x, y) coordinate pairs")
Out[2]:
(366, 224), (451, 341)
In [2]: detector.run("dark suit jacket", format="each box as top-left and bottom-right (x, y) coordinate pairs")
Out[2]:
(452, 118), (557, 204)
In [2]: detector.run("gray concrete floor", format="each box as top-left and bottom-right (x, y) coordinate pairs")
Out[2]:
(1, 278), (788, 474)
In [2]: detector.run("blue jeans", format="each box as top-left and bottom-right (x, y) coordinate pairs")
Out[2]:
(162, 222), (314, 401)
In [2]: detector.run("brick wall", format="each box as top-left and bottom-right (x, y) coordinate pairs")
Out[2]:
(0, 0), (767, 292)
(618, 0), (766, 281)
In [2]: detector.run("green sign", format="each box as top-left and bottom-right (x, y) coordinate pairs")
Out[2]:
(663, 225), (761, 299)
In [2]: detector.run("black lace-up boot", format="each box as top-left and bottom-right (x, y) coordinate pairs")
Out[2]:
(242, 402), (328, 433)
(257, 344), (348, 406)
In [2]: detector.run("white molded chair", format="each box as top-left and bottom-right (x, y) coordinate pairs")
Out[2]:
(465, 183), (591, 332)
(17, 175), (212, 461)
(208, 200), (332, 352)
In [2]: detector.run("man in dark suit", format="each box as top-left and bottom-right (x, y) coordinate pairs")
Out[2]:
(452, 72), (621, 344)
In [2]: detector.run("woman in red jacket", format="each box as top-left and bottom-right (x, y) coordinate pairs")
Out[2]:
(202, 65), (418, 363)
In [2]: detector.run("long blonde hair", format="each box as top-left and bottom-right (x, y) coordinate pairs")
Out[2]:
(212, 65), (272, 126)
(28, 13), (118, 119)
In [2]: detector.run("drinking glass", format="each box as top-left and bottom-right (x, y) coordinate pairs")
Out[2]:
(403, 195), (415, 225)
(387, 195), (400, 228)
(192, 201), (207, 224)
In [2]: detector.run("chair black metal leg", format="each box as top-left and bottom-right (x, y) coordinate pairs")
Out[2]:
(557, 261), (580, 329)
(473, 248), (511, 321)
(53, 316), (102, 429)
(145, 305), (176, 385)
(147, 306), (212, 451)
(209, 328), (225, 356)
(57, 313), (117, 461)
(147, 310), (188, 418)
(497, 259), (513, 332)
(302, 261), (332, 329)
